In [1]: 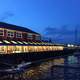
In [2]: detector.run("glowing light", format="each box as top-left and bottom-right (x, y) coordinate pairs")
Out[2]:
(0, 41), (3, 43)
(17, 41), (23, 44)
(23, 41), (28, 44)
(3, 40), (10, 44)
(11, 41), (17, 44)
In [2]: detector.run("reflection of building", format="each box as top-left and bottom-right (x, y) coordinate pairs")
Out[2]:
(0, 22), (63, 54)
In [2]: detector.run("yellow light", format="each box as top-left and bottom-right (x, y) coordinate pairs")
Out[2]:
(34, 46), (37, 49)
(13, 51), (22, 53)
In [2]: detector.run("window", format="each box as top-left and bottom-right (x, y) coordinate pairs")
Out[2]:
(35, 35), (40, 40)
(7, 31), (14, 37)
(0, 30), (4, 36)
(27, 33), (32, 39)
(16, 32), (22, 38)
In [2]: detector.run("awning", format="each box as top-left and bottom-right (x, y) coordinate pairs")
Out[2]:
(0, 40), (54, 46)
(3, 40), (11, 44)
(11, 41), (18, 44)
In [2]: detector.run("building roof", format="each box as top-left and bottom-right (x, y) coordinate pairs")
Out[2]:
(0, 22), (40, 35)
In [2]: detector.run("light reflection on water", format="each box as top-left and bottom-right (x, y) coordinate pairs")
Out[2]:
(1, 52), (79, 80)
(22, 52), (80, 80)
(22, 58), (64, 80)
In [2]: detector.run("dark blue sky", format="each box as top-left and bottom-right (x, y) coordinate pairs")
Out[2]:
(0, 0), (80, 43)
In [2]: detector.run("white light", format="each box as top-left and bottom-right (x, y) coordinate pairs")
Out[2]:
(0, 41), (3, 43)
(67, 44), (71, 47)
(11, 41), (17, 44)
(71, 45), (74, 47)
(17, 41), (23, 44)
(23, 41), (28, 44)
(67, 44), (74, 47)
(12, 51), (22, 53)
(3, 40), (10, 44)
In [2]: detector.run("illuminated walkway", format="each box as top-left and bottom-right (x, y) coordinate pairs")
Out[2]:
(0, 40), (64, 54)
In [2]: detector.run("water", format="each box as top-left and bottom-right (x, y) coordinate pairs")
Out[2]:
(22, 58), (64, 80)
(21, 52), (80, 80)
(1, 52), (80, 80)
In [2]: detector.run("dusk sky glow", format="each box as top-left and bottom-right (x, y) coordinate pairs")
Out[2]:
(0, 0), (80, 43)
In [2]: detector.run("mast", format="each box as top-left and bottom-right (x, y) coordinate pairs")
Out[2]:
(75, 26), (78, 45)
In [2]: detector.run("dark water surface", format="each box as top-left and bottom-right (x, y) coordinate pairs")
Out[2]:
(21, 52), (80, 80)
(1, 52), (80, 80)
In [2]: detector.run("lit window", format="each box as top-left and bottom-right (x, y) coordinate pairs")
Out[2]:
(27, 33), (32, 39)
(3, 40), (10, 44)
(7, 31), (14, 37)
(0, 30), (4, 36)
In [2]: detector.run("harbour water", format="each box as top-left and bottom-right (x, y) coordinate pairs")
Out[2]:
(22, 59), (56, 80)
(1, 52), (80, 80)
(21, 52), (80, 80)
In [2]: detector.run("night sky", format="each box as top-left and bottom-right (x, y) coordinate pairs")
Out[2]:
(0, 0), (80, 44)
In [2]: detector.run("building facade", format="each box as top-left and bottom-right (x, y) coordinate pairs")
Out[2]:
(0, 22), (63, 54)
(0, 22), (41, 41)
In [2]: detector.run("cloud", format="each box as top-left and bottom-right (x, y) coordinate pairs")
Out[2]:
(44, 25), (80, 44)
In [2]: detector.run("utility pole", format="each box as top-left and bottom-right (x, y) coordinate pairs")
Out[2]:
(75, 26), (78, 45)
